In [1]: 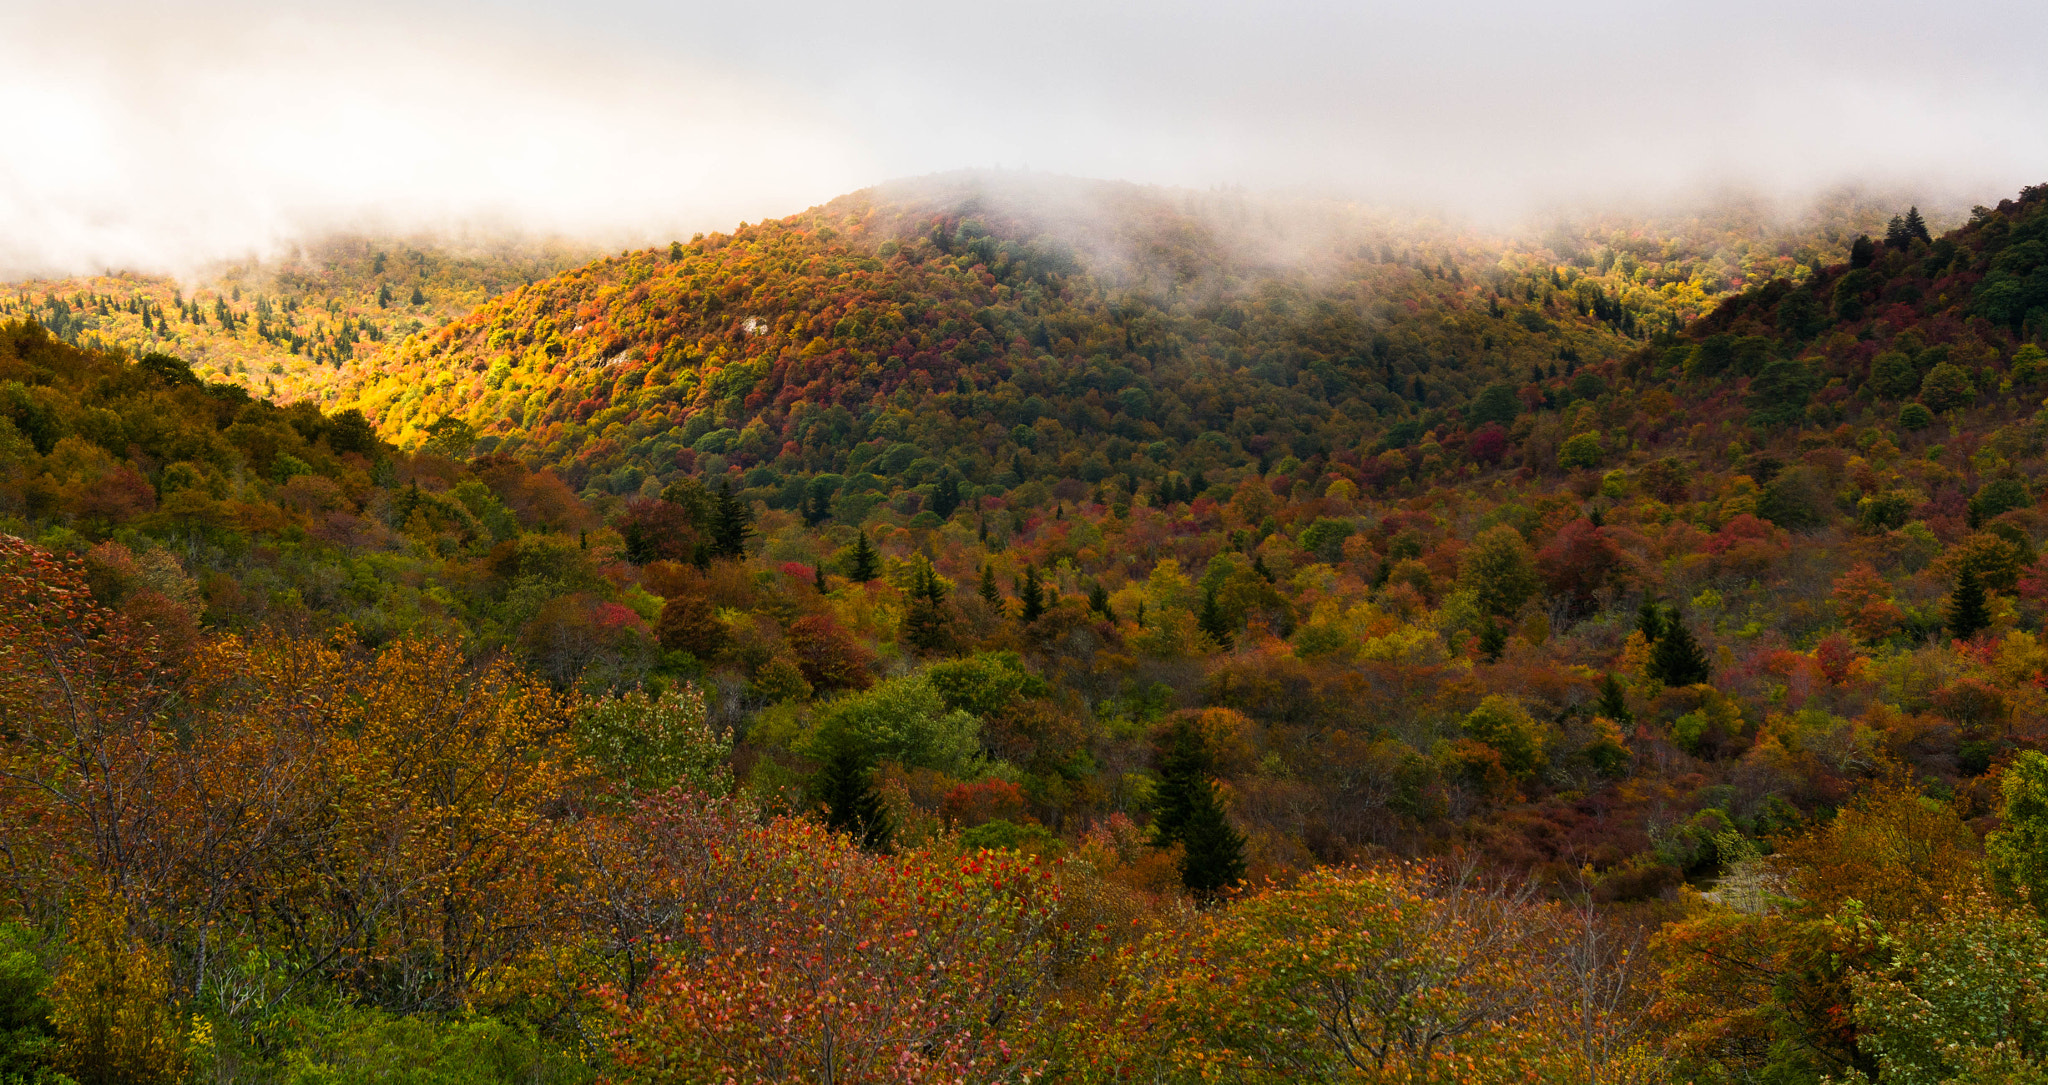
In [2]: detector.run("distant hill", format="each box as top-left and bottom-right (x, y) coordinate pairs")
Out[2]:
(0, 233), (595, 404)
(339, 173), (1918, 512)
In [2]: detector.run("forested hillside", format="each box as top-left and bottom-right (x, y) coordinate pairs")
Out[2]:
(5, 180), (2048, 1084)
(0, 234), (592, 405)
(342, 175), (1913, 500)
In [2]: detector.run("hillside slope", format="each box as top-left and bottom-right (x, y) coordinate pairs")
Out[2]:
(0, 234), (593, 404)
(342, 174), (1910, 511)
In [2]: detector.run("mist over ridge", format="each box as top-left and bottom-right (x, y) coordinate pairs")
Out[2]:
(5, 0), (2044, 279)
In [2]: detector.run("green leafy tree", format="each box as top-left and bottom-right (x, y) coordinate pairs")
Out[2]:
(1919, 363), (1976, 413)
(1460, 524), (1539, 618)
(577, 682), (732, 795)
(1969, 478), (2031, 528)
(1843, 890), (2048, 1083)
(1559, 432), (1604, 470)
(1868, 351), (1919, 398)
(1988, 751), (2048, 909)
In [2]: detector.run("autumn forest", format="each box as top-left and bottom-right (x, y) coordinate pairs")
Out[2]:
(7, 171), (2048, 1084)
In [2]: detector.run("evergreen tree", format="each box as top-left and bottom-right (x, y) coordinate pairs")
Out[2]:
(978, 563), (1002, 608)
(901, 559), (951, 652)
(1087, 582), (1114, 621)
(1637, 599), (1667, 642)
(816, 740), (892, 853)
(1150, 718), (1246, 901)
(813, 564), (827, 594)
(1948, 565), (1991, 642)
(1477, 619), (1508, 662)
(1198, 583), (1233, 648)
(1647, 617), (1711, 686)
(931, 475), (962, 520)
(1850, 235), (1877, 269)
(1885, 214), (1910, 249)
(709, 480), (753, 559)
(848, 532), (880, 583)
(802, 483), (832, 526)
(1019, 565), (1046, 623)
(1596, 672), (1632, 724)
(1904, 205), (1932, 243)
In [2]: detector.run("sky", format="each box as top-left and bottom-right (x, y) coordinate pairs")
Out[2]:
(3, 0), (2044, 277)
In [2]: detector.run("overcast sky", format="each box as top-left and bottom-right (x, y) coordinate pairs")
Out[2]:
(3, 0), (2043, 276)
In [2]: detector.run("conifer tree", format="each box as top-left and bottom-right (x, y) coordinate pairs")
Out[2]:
(1019, 565), (1046, 623)
(901, 560), (951, 652)
(1647, 616), (1711, 686)
(978, 563), (1002, 608)
(709, 480), (752, 559)
(1087, 582), (1114, 621)
(1596, 672), (1632, 723)
(1637, 599), (1667, 642)
(1850, 235), (1877, 269)
(1948, 565), (1991, 642)
(848, 532), (880, 583)
(1885, 215), (1910, 249)
(1149, 718), (1245, 900)
(1198, 583), (1233, 648)
(816, 741), (892, 853)
(813, 564), (827, 594)
(931, 475), (961, 520)
(1904, 205), (1932, 243)
(1477, 619), (1508, 662)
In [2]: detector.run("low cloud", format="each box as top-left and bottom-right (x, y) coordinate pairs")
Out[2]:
(4, 0), (2044, 278)
(0, 4), (879, 277)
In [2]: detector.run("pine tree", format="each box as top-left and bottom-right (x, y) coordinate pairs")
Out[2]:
(1087, 582), (1114, 621)
(1198, 584), (1232, 648)
(1885, 215), (1911, 249)
(1180, 790), (1248, 901)
(1019, 565), (1046, 623)
(978, 563), (1002, 608)
(1904, 205), (1932, 244)
(1948, 565), (1991, 642)
(817, 741), (892, 853)
(931, 475), (961, 520)
(813, 564), (827, 594)
(901, 560), (951, 652)
(1647, 617), (1711, 686)
(1477, 619), (1508, 662)
(709, 480), (752, 559)
(1637, 599), (1667, 642)
(1596, 672), (1632, 723)
(1850, 235), (1877, 269)
(848, 532), (880, 583)
(1149, 718), (1245, 900)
